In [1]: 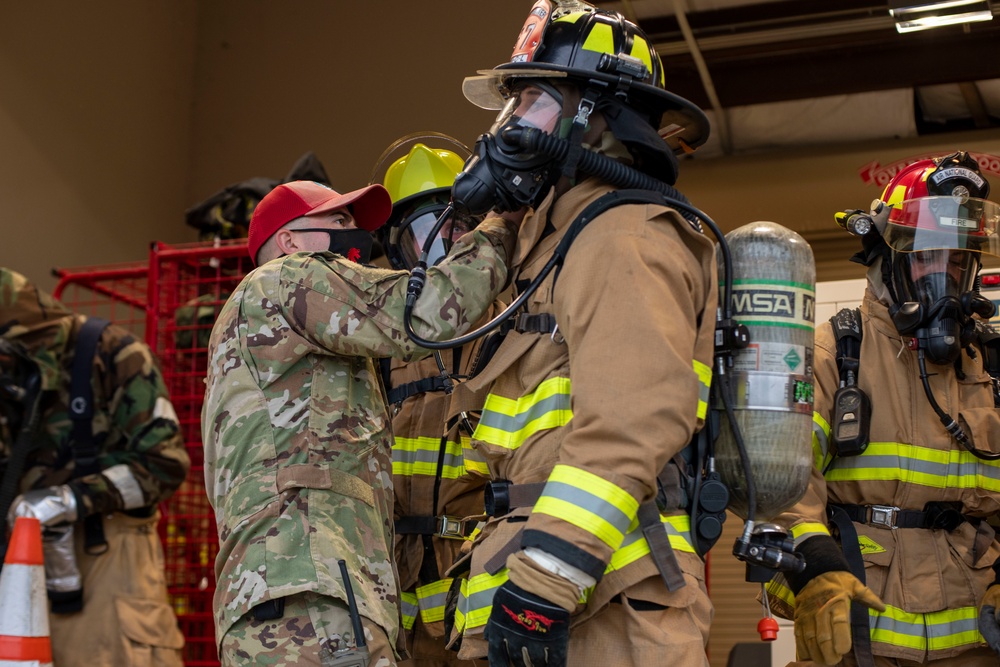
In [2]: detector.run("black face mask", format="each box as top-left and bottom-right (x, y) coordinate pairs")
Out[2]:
(294, 228), (374, 265)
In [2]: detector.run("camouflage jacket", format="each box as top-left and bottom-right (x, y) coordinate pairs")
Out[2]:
(0, 268), (189, 518)
(201, 218), (515, 647)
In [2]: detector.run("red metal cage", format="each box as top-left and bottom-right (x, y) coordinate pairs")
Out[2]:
(53, 239), (252, 667)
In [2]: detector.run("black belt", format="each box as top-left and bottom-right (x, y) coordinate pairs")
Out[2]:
(394, 515), (477, 540)
(832, 502), (967, 531)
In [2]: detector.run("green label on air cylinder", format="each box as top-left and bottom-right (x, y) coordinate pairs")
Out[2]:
(726, 280), (815, 330)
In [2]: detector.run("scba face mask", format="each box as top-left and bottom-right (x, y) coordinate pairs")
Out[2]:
(452, 81), (566, 217)
(386, 199), (476, 270)
(890, 248), (988, 364)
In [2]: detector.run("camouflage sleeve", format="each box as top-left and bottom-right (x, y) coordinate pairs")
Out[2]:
(276, 217), (516, 361)
(71, 327), (190, 517)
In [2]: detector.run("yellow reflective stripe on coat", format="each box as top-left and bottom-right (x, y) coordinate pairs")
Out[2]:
(870, 604), (982, 652)
(813, 411), (831, 466)
(790, 521), (831, 548)
(459, 515), (696, 632)
(462, 439), (490, 476)
(765, 577), (796, 608)
(533, 464), (640, 550)
(825, 441), (1000, 489)
(415, 578), (452, 624)
(455, 570), (507, 634)
(392, 435), (468, 479)
(693, 360), (711, 420)
(474, 377), (572, 450)
(400, 591), (418, 631)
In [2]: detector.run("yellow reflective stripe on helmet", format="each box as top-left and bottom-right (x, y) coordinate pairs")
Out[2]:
(825, 441), (1000, 489)
(553, 11), (587, 25)
(581, 21), (615, 56)
(870, 604), (982, 652)
(628, 34), (654, 81)
(474, 377), (572, 450)
(533, 464), (639, 550)
(693, 360), (712, 420)
(415, 578), (452, 624)
(392, 435), (467, 479)
(790, 521), (831, 547)
(400, 591), (419, 631)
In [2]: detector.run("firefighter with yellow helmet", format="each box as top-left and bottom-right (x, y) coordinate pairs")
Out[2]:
(765, 151), (1000, 666)
(435, 2), (718, 665)
(372, 135), (496, 667)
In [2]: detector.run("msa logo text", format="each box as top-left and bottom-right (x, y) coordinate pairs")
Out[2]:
(731, 289), (814, 321)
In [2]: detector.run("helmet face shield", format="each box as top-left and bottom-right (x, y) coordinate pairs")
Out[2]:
(882, 197), (1000, 258)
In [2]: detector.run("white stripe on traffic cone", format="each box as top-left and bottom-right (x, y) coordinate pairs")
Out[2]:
(0, 517), (53, 667)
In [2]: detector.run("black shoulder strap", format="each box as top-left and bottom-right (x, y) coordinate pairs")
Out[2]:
(69, 317), (109, 477)
(830, 308), (863, 386)
(550, 188), (702, 290)
(975, 320), (1000, 407)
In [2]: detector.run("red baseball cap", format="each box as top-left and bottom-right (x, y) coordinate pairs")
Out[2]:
(247, 180), (392, 265)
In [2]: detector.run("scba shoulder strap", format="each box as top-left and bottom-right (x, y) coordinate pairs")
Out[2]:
(69, 317), (111, 560)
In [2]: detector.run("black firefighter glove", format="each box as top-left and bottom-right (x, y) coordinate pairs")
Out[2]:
(978, 558), (1000, 655)
(485, 581), (570, 667)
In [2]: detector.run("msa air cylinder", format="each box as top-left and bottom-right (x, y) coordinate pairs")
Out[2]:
(715, 221), (816, 521)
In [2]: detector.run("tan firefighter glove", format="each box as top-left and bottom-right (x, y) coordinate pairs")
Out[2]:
(794, 570), (885, 665)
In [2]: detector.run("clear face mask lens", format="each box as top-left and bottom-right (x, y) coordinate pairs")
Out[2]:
(491, 83), (563, 136)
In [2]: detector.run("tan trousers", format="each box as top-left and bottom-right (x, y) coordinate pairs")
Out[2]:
(398, 615), (486, 667)
(785, 645), (1000, 666)
(563, 578), (713, 667)
(220, 592), (397, 667)
(49, 512), (185, 667)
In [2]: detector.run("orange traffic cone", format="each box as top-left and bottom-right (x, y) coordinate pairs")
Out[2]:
(0, 517), (53, 666)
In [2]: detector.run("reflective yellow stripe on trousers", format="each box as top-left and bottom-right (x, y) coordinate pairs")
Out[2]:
(456, 514), (696, 633)
(760, 583), (984, 655)
(392, 435), (468, 479)
(400, 591), (418, 631)
(415, 578), (452, 624)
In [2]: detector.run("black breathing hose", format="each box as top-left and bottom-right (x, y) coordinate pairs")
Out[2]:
(917, 350), (1000, 460)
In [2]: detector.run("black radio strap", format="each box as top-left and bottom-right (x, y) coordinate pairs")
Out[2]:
(70, 317), (110, 556)
(830, 308), (863, 386)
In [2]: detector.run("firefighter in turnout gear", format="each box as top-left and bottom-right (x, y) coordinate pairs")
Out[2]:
(442, 3), (718, 665)
(373, 137), (494, 667)
(1, 267), (189, 667)
(766, 152), (1000, 666)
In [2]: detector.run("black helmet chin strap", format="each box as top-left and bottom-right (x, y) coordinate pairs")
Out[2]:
(560, 87), (601, 183)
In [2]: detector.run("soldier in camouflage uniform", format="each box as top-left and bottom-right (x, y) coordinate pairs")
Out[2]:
(202, 180), (517, 667)
(1, 267), (189, 667)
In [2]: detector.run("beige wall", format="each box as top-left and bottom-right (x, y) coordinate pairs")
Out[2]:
(0, 1), (198, 293)
(4, 1), (1000, 293)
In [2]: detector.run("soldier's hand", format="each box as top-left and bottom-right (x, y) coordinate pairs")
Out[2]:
(485, 581), (569, 667)
(979, 584), (1000, 654)
(794, 570), (885, 665)
(9, 485), (78, 527)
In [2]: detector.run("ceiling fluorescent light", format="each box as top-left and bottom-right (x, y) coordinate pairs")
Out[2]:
(888, 0), (993, 33)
